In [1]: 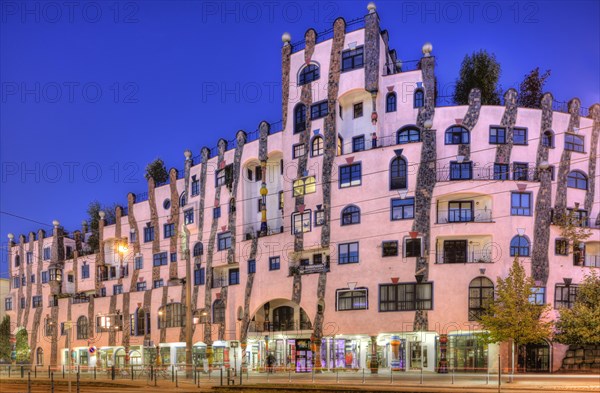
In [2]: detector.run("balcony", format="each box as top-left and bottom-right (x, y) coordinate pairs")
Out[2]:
(436, 250), (492, 264)
(436, 208), (493, 224)
(248, 320), (312, 333)
(583, 255), (600, 268)
(97, 265), (129, 282)
(243, 225), (284, 241)
(288, 262), (330, 276)
(212, 277), (228, 289)
(435, 237), (494, 264)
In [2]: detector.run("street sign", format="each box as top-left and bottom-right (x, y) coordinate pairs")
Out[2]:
(89, 346), (96, 354)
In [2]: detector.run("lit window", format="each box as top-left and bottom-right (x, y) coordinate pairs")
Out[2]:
(292, 211), (311, 234)
(293, 176), (316, 196)
(336, 288), (368, 311)
(311, 136), (324, 157)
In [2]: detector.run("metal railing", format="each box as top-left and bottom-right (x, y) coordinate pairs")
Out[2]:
(290, 17), (366, 54)
(436, 251), (492, 264)
(383, 59), (421, 75)
(288, 263), (330, 276)
(248, 320), (313, 333)
(436, 209), (493, 224)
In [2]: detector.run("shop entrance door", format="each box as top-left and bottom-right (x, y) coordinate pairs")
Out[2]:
(410, 342), (423, 369)
(295, 339), (312, 373)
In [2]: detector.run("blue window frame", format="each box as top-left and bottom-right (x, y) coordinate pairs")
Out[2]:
(164, 223), (175, 238)
(397, 127), (420, 144)
(194, 267), (205, 285)
(386, 93), (397, 112)
(113, 285), (123, 295)
(248, 259), (256, 274)
(153, 279), (164, 288)
(513, 128), (527, 145)
(489, 127), (506, 144)
(310, 101), (328, 119)
(341, 205), (360, 226)
(41, 271), (48, 283)
(445, 126), (469, 145)
(511, 192), (532, 216)
(213, 207), (221, 219)
(450, 161), (472, 180)
(82, 264), (90, 279)
(493, 163), (509, 180)
(170, 252), (177, 263)
(391, 198), (415, 220)
(184, 209), (194, 225)
(153, 252), (168, 266)
(269, 256), (280, 271)
(339, 242), (359, 264)
(32, 296), (42, 308)
(341, 46), (364, 72)
(20, 297), (25, 309)
(565, 133), (584, 153)
(134, 255), (143, 270)
(567, 171), (588, 190)
(294, 104), (306, 134)
(510, 235), (530, 257)
(414, 89), (424, 108)
(144, 226), (154, 243)
(299, 64), (320, 85)
(390, 157), (407, 190)
(43, 247), (51, 260)
(191, 179), (200, 196)
(228, 268), (240, 285)
(339, 163), (361, 188)
(352, 135), (365, 152)
(513, 162), (529, 181)
(218, 232), (232, 251)
(136, 282), (147, 291)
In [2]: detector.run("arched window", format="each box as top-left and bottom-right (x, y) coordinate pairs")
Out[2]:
(445, 126), (470, 145)
(567, 170), (588, 190)
(414, 89), (424, 108)
(193, 243), (204, 257)
(386, 92), (397, 112)
(390, 157), (408, 190)
(542, 130), (554, 147)
(298, 64), (320, 85)
(311, 136), (324, 157)
(36, 347), (44, 366)
(213, 300), (225, 323)
(273, 306), (294, 331)
(341, 205), (360, 226)
(397, 126), (421, 144)
(294, 104), (306, 134)
(293, 176), (316, 197)
(76, 316), (88, 339)
(158, 303), (185, 328)
(510, 236), (530, 257)
(130, 307), (150, 336)
(14, 254), (20, 267)
(179, 192), (187, 208)
(468, 277), (494, 321)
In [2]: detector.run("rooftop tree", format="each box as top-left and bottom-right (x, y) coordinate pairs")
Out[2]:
(517, 67), (551, 109)
(454, 50), (502, 105)
(144, 158), (168, 183)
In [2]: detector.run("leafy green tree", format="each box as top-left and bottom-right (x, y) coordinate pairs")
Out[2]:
(557, 207), (592, 260)
(478, 258), (553, 376)
(555, 271), (600, 345)
(453, 50), (502, 105)
(144, 158), (168, 183)
(85, 201), (118, 252)
(15, 329), (29, 364)
(517, 67), (551, 108)
(0, 316), (11, 363)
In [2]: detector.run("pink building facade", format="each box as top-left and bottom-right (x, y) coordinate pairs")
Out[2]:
(5, 3), (599, 374)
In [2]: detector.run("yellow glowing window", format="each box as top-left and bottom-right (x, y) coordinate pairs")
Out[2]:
(293, 176), (316, 197)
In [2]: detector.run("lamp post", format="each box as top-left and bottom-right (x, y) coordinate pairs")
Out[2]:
(230, 341), (239, 376)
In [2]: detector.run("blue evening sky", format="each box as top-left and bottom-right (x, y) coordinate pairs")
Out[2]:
(1, 0), (599, 276)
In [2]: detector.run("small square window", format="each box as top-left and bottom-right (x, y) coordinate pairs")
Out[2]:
(513, 162), (529, 181)
(339, 242), (359, 264)
(489, 127), (506, 144)
(213, 207), (221, 219)
(293, 143), (306, 159)
(511, 192), (532, 216)
(136, 282), (147, 292)
(353, 103), (363, 118)
(450, 162), (472, 180)
(315, 210), (325, 226)
(565, 133), (584, 153)
(269, 256), (281, 271)
(555, 239), (569, 256)
(218, 232), (232, 251)
(391, 198), (414, 220)
(153, 279), (164, 289)
(164, 223), (175, 238)
(248, 259), (256, 274)
(339, 163), (361, 188)
(382, 241), (398, 257)
(228, 268), (240, 285)
(404, 238), (422, 257)
(352, 135), (365, 152)
(493, 163), (509, 180)
(310, 101), (328, 119)
(513, 128), (527, 145)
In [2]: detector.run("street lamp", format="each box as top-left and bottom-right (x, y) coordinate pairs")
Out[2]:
(230, 341), (239, 376)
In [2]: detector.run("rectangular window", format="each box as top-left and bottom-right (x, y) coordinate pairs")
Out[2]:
(153, 279), (164, 289)
(293, 143), (306, 159)
(32, 296), (42, 308)
(164, 223), (175, 238)
(255, 166), (262, 181)
(31, 274), (35, 283)
(26, 252), (33, 264)
(43, 247), (51, 260)
(184, 209), (194, 225)
(489, 127), (506, 144)
(310, 101), (328, 119)
(513, 127), (527, 145)
(313, 253), (323, 265)
(21, 275), (26, 286)
(565, 133), (584, 153)
(12, 276), (20, 289)
(292, 211), (311, 234)
(567, 209), (589, 227)
(404, 238), (422, 257)
(339, 242), (359, 264)
(170, 252), (177, 263)
(391, 198), (415, 220)
(511, 192), (532, 216)
(194, 267), (205, 285)
(554, 284), (578, 309)
(215, 164), (233, 187)
(248, 259), (256, 274)
(279, 191), (284, 210)
(228, 268), (240, 285)
(450, 161), (472, 180)
(382, 241), (398, 257)
(191, 179), (200, 196)
(293, 176), (316, 196)
(379, 282), (433, 311)
(153, 252), (168, 266)
(247, 168), (253, 181)
(269, 256), (280, 271)
(493, 163), (509, 180)
(353, 102), (363, 118)
(130, 230), (137, 243)
(5, 298), (12, 311)
(81, 264), (90, 279)
(20, 297), (25, 309)
(99, 288), (106, 297)
(352, 135), (365, 152)
(41, 271), (48, 284)
(342, 46), (364, 72)
(513, 162), (529, 181)
(143, 226), (154, 243)
(113, 285), (123, 295)
(448, 201), (473, 222)
(67, 274), (73, 283)
(217, 232), (232, 251)
(134, 255), (143, 270)
(555, 239), (569, 256)
(442, 240), (468, 263)
(213, 206), (221, 219)
(136, 282), (146, 291)
(339, 163), (361, 188)
(336, 288), (368, 311)
(315, 210), (325, 226)
(529, 287), (545, 305)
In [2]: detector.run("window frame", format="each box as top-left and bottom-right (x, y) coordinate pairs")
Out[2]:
(468, 277), (494, 321)
(391, 197), (415, 220)
(567, 170), (588, 190)
(353, 102), (363, 118)
(292, 211), (312, 234)
(341, 46), (364, 72)
(298, 63), (320, 85)
(386, 92), (397, 112)
(513, 127), (528, 145)
(338, 242), (359, 264)
(378, 282), (433, 312)
(311, 136), (324, 157)
(397, 127), (421, 144)
(352, 135), (365, 152)
(511, 192), (532, 216)
(404, 238), (422, 258)
(339, 163), (362, 188)
(341, 205), (360, 226)
(510, 235), (531, 257)
(293, 143), (306, 159)
(564, 133), (584, 153)
(445, 126), (470, 145)
(310, 100), (328, 119)
(336, 288), (368, 311)
(449, 161), (473, 180)
(489, 126), (506, 144)
(153, 252), (168, 267)
(382, 241), (399, 257)
(294, 104), (307, 134)
(269, 256), (281, 271)
(414, 89), (424, 108)
(217, 232), (232, 251)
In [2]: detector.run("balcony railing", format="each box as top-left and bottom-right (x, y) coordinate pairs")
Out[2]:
(248, 320), (313, 333)
(244, 225), (285, 241)
(288, 262), (330, 276)
(383, 60), (421, 76)
(97, 266), (129, 282)
(436, 209), (493, 224)
(212, 277), (228, 289)
(436, 250), (492, 264)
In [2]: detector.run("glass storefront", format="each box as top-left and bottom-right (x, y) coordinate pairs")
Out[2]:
(444, 334), (488, 372)
(520, 343), (550, 372)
